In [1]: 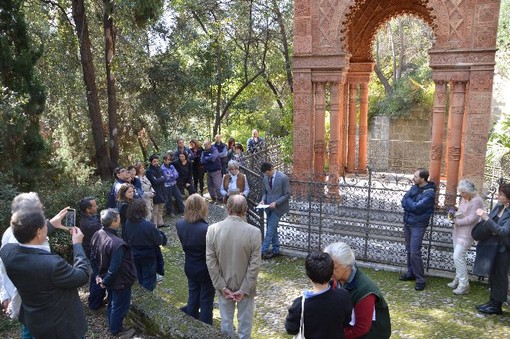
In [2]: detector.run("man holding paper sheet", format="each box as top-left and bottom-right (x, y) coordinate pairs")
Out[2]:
(259, 162), (290, 259)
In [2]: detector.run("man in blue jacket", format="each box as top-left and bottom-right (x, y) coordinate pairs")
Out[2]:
(201, 141), (223, 203)
(400, 168), (436, 291)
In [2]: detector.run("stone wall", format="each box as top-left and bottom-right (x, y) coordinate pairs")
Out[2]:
(129, 284), (228, 338)
(368, 108), (440, 173)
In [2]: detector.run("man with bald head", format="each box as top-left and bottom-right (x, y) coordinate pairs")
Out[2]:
(206, 195), (261, 338)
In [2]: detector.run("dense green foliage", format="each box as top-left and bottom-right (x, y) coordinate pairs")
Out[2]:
(0, 178), (110, 261)
(369, 16), (434, 121)
(0, 173), (19, 235)
(0, 0), (50, 189)
(369, 77), (434, 120)
(2, 0), (293, 181)
(41, 180), (111, 262)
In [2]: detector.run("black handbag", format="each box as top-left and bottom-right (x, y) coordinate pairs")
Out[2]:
(471, 220), (492, 241)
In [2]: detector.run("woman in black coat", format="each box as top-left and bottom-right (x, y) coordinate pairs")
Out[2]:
(176, 194), (214, 324)
(123, 199), (167, 291)
(473, 183), (510, 315)
(175, 152), (196, 196)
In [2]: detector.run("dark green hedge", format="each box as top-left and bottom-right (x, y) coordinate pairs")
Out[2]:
(0, 179), (112, 262)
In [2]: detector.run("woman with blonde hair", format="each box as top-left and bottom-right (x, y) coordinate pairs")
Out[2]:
(175, 194), (214, 324)
(448, 179), (484, 294)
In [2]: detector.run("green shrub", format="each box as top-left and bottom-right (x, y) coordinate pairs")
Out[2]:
(38, 180), (112, 262)
(0, 173), (19, 236)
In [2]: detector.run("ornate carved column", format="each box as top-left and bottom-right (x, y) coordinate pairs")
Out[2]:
(329, 82), (341, 183)
(429, 81), (447, 186)
(445, 81), (467, 205)
(292, 70), (314, 180)
(336, 81), (346, 176)
(342, 83), (349, 171)
(314, 82), (326, 177)
(358, 82), (369, 172)
(347, 82), (358, 172)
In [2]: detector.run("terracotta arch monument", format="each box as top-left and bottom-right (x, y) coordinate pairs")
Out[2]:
(292, 0), (501, 201)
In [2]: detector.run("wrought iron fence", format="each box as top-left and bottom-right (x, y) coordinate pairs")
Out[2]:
(242, 135), (289, 174)
(242, 165), (502, 276)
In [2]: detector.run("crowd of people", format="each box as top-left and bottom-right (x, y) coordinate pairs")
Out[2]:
(107, 130), (264, 228)
(0, 160), (509, 338)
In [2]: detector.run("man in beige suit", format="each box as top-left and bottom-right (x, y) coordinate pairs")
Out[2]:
(206, 195), (261, 338)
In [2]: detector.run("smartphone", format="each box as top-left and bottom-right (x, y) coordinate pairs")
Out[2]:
(64, 208), (76, 228)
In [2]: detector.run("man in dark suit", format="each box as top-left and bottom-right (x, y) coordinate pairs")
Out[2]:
(79, 196), (107, 311)
(1, 208), (89, 339)
(259, 162), (291, 259)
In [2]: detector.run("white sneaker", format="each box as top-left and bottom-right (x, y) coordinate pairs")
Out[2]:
(447, 278), (459, 289)
(453, 284), (469, 295)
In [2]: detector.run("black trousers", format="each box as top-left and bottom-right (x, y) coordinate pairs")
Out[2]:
(489, 249), (510, 302)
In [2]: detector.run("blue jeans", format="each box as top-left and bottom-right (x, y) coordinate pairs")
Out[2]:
(165, 185), (184, 215)
(135, 257), (157, 291)
(185, 277), (215, 324)
(107, 288), (132, 335)
(88, 272), (106, 310)
(21, 324), (33, 339)
(404, 225), (427, 283)
(261, 209), (281, 254)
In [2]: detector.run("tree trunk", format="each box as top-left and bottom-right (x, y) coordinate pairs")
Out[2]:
(375, 38), (392, 95)
(72, 0), (111, 179)
(103, 0), (119, 168)
(388, 22), (397, 86)
(272, 0), (293, 93)
(396, 19), (405, 81)
(264, 75), (285, 112)
(213, 40), (222, 137)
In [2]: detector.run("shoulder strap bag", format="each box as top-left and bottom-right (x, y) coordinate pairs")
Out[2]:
(293, 296), (306, 339)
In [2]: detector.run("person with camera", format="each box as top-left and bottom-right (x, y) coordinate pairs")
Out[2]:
(1, 208), (89, 339)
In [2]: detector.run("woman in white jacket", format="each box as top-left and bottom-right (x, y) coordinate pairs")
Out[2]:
(448, 179), (484, 294)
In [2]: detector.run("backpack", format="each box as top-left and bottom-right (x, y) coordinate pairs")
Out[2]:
(107, 184), (117, 208)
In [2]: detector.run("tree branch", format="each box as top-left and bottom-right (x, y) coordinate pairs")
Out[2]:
(40, 0), (75, 28)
